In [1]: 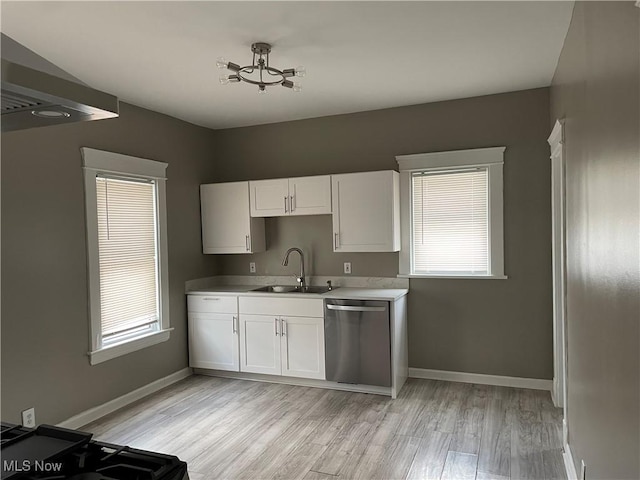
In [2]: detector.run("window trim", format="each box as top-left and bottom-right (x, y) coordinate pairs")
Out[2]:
(396, 146), (506, 279)
(81, 147), (171, 365)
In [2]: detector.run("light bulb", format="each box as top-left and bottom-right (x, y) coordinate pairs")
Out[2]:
(292, 82), (302, 93)
(216, 57), (228, 69)
(295, 66), (306, 77)
(219, 74), (230, 85)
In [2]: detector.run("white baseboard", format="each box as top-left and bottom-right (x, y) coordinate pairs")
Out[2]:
(408, 367), (553, 391)
(564, 442), (578, 480)
(57, 368), (192, 430)
(193, 369), (392, 397)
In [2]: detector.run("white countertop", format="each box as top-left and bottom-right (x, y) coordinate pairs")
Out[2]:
(187, 285), (409, 302)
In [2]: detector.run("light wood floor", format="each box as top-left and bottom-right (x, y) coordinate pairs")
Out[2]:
(83, 375), (565, 480)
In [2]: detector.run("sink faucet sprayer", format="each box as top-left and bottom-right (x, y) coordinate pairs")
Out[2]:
(282, 247), (306, 289)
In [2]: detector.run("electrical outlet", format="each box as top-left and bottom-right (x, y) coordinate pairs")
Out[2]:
(344, 262), (352, 274)
(580, 460), (586, 480)
(21, 407), (35, 428)
(249, 262), (256, 274)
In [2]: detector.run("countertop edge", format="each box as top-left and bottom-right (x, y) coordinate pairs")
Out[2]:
(186, 287), (409, 302)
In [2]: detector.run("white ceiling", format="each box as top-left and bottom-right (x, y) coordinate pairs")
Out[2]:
(1, 1), (574, 130)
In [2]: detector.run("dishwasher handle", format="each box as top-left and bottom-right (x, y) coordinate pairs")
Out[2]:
(326, 304), (386, 312)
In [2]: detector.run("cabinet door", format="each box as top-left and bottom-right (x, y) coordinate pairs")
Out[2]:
(249, 179), (290, 217)
(201, 182), (265, 254)
(332, 171), (400, 252)
(188, 313), (239, 371)
(240, 314), (282, 375)
(280, 316), (325, 380)
(289, 176), (332, 216)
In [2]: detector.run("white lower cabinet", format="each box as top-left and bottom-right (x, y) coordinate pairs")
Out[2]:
(239, 314), (282, 375)
(186, 292), (406, 397)
(187, 295), (239, 372)
(188, 295), (326, 380)
(188, 313), (239, 371)
(280, 316), (325, 380)
(239, 297), (326, 380)
(239, 314), (325, 380)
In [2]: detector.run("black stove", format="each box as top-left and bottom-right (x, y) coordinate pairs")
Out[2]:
(1, 423), (188, 480)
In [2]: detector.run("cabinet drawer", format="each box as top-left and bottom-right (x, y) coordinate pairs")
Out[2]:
(188, 295), (238, 314)
(239, 296), (323, 317)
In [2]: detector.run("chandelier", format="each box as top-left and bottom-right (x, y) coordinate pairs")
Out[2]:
(217, 42), (305, 94)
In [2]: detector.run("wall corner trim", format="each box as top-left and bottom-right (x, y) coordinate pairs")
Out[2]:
(57, 368), (192, 430)
(563, 443), (579, 480)
(408, 367), (553, 391)
(548, 119), (565, 148)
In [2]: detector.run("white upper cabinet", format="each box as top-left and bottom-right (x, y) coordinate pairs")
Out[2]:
(250, 175), (331, 217)
(288, 176), (332, 216)
(332, 170), (400, 252)
(249, 178), (290, 217)
(200, 182), (266, 254)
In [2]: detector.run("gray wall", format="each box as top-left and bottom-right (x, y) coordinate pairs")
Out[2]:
(1, 103), (219, 425)
(214, 87), (554, 379)
(550, 2), (639, 478)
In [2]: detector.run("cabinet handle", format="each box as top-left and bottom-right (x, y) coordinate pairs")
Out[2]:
(290, 195), (295, 212)
(245, 235), (249, 251)
(274, 318), (279, 336)
(284, 196), (288, 213)
(232, 316), (238, 334)
(281, 318), (287, 337)
(203, 297), (220, 301)
(334, 233), (339, 249)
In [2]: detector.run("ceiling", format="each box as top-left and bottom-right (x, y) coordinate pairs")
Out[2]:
(1, 1), (574, 130)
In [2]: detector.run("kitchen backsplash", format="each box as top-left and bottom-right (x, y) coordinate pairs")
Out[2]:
(217, 215), (399, 278)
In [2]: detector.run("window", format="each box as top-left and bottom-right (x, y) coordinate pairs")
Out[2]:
(397, 147), (506, 279)
(82, 148), (170, 364)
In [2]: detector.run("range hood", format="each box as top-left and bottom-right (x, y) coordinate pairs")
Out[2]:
(1, 34), (119, 132)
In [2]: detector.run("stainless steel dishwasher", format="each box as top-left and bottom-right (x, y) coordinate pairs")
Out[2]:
(324, 299), (391, 387)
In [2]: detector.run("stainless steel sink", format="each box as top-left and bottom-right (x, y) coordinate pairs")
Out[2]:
(252, 285), (297, 293)
(251, 285), (335, 294)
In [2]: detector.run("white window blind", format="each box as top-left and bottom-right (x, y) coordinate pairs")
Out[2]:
(412, 168), (489, 274)
(96, 176), (159, 343)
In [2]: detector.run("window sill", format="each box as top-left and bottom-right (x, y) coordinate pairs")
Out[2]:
(89, 328), (173, 365)
(397, 274), (508, 280)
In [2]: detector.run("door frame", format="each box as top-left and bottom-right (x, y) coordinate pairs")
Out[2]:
(547, 119), (568, 438)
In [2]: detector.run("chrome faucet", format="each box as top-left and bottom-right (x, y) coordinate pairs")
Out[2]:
(282, 247), (306, 289)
